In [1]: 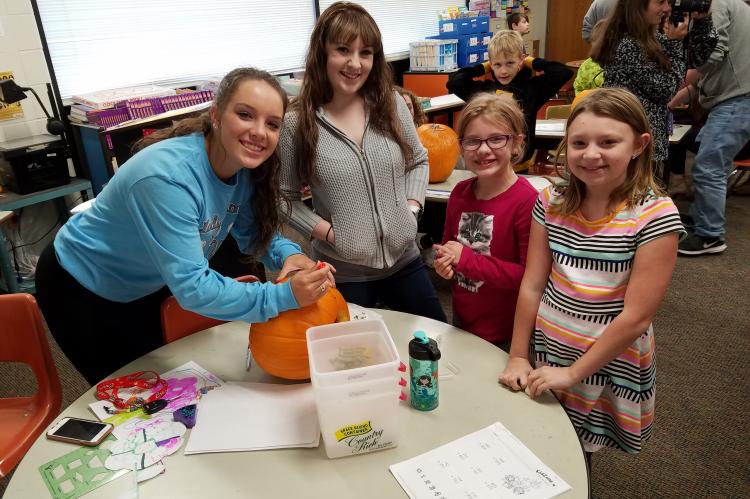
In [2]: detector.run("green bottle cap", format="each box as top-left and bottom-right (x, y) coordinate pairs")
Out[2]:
(413, 331), (429, 344)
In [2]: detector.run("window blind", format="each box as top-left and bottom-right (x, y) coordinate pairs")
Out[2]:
(35, 0), (316, 99)
(317, 0), (459, 59)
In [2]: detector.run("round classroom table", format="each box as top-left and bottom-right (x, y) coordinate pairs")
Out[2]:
(6, 310), (589, 498)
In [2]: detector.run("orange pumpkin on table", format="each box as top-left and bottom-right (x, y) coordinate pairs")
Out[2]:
(249, 277), (350, 380)
(417, 123), (460, 183)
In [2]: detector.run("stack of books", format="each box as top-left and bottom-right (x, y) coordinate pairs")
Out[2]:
(71, 84), (176, 110)
(68, 103), (97, 124)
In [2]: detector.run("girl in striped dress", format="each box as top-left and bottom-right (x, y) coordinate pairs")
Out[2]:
(499, 88), (685, 459)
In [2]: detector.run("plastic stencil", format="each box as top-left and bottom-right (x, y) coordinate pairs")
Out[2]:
(38, 437), (128, 499)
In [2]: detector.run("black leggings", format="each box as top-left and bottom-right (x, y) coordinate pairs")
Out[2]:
(35, 243), (171, 384)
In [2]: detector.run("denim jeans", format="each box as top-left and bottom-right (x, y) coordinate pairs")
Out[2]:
(689, 93), (750, 239)
(336, 257), (447, 323)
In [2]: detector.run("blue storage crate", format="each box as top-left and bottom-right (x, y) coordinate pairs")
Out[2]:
(458, 46), (485, 68)
(438, 19), (461, 37)
(459, 16), (490, 35)
(479, 32), (492, 46)
(429, 33), (483, 54)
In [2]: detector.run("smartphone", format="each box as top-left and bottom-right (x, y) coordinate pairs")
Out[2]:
(46, 417), (114, 446)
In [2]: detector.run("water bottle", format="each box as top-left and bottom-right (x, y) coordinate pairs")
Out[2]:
(409, 330), (441, 411)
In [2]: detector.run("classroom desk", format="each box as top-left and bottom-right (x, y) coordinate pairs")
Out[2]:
(0, 177), (93, 293)
(6, 310), (589, 498)
(0, 210), (14, 293)
(423, 94), (465, 124)
(535, 120), (693, 145)
(426, 170), (552, 203)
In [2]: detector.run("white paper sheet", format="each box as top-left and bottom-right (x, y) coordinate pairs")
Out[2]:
(390, 422), (571, 499)
(535, 121), (566, 133)
(347, 303), (383, 321)
(429, 94), (465, 108)
(184, 382), (320, 454)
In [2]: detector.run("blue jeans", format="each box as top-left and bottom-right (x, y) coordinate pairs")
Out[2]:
(690, 93), (750, 239)
(336, 257), (447, 323)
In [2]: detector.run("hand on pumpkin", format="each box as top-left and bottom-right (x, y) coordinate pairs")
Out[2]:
(277, 253), (315, 281)
(288, 265), (334, 308)
(278, 254), (336, 287)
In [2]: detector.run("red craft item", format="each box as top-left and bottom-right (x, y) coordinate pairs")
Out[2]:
(95, 371), (168, 409)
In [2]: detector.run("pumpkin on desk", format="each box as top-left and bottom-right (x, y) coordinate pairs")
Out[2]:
(249, 276), (350, 380)
(417, 123), (460, 183)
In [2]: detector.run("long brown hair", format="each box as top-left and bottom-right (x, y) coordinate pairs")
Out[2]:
(293, 1), (413, 186)
(590, 0), (671, 71)
(133, 67), (288, 254)
(552, 87), (664, 215)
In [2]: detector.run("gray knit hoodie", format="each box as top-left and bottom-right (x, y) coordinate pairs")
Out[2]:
(278, 93), (428, 281)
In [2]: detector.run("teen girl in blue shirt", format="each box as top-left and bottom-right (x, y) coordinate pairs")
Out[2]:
(36, 68), (333, 384)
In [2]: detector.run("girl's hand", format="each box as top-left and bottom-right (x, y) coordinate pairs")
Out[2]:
(663, 13), (689, 40)
(277, 253), (314, 281)
(278, 255), (336, 288)
(499, 356), (533, 391)
(434, 241), (463, 264)
(434, 253), (455, 280)
(288, 265), (334, 308)
(525, 366), (578, 399)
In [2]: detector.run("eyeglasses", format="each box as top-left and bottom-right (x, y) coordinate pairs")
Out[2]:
(459, 134), (512, 151)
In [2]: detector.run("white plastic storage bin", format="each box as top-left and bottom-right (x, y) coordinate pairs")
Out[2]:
(307, 319), (401, 458)
(409, 39), (458, 72)
(307, 320), (399, 387)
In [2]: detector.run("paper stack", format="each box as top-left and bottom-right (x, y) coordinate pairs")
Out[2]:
(184, 382), (320, 454)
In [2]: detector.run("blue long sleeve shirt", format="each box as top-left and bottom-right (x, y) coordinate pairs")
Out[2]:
(54, 133), (301, 322)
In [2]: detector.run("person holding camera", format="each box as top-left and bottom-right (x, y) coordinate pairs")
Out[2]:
(678, 0), (750, 256)
(590, 0), (717, 168)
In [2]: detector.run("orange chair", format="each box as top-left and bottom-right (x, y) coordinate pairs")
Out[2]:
(160, 275), (259, 344)
(0, 293), (62, 478)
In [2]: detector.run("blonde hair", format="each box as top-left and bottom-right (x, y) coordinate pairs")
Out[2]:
(457, 93), (526, 165)
(552, 87), (665, 215)
(488, 30), (524, 60)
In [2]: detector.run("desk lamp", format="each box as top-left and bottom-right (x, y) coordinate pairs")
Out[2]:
(0, 79), (65, 135)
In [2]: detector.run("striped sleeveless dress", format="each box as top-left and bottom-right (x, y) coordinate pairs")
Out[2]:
(532, 186), (685, 454)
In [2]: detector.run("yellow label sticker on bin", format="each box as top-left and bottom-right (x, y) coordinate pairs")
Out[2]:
(335, 421), (372, 441)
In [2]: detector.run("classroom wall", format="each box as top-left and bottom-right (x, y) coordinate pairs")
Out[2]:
(527, 0), (547, 57)
(0, 0), (54, 142)
(0, 0), (549, 144)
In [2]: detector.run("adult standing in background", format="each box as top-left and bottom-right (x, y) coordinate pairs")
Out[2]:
(678, 0), (750, 256)
(278, 2), (446, 322)
(581, 0), (618, 43)
(590, 0), (717, 165)
(36, 68), (332, 384)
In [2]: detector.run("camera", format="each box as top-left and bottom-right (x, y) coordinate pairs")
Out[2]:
(669, 0), (712, 25)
